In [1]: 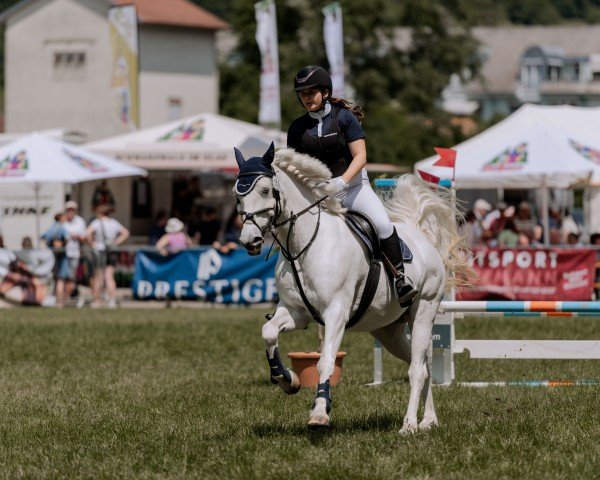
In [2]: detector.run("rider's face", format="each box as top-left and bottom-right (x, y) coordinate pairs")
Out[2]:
(298, 88), (327, 112)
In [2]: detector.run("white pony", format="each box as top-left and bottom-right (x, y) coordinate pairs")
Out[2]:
(234, 144), (466, 433)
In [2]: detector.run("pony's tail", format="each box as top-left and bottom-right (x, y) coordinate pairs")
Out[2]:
(383, 174), (474, 289)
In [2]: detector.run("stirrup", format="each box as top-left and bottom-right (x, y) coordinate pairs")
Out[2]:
(394, 275), (416, 307)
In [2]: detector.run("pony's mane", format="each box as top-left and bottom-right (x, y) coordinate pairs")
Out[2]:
(274, 148), (345, 215)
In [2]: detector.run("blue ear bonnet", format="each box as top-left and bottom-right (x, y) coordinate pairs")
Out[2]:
(234, 142), (275, 196)
(234, 157), (274, 195)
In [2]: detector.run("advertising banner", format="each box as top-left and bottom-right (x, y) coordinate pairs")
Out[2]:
(459, 248), (597, 301)
(133, 248), (278, 303)
(322, 2), (345, 98)
(255, 0), (281, 126)
(109, 5), (139, 130)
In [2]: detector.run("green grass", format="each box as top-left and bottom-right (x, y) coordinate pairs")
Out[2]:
(0, 308), (598, 479)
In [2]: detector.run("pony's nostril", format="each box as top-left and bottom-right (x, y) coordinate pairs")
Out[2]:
(252, 237), (262, 244)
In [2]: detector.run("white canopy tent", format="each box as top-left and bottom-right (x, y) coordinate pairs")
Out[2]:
(86, 112), (285, 172)
(0, 133), (146, 245)
(415, 104), (600, 241)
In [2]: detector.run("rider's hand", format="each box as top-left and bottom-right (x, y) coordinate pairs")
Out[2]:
(327, 176), (347, 194)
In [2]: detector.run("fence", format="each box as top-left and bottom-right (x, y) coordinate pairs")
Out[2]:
(370, 301), (600, 387)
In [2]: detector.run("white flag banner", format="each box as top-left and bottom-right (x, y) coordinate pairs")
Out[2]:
(255, 0), (281, 126)
(323, 2), (345, 98)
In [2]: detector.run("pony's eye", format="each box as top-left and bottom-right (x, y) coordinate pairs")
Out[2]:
(260, 187), (270, 196)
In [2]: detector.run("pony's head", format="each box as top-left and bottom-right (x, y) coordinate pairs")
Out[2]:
(233, 142), (278, 255)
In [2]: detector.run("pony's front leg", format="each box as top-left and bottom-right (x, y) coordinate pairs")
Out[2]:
(308, 302), (346, 429)
(263, 305), (308, 395)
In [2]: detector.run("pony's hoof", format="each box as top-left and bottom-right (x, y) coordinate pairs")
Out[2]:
(399, 422), (418, 435)
(307, 414), (331, 429)
(275, 370), (300, 395)
(418, 418), (439, 431)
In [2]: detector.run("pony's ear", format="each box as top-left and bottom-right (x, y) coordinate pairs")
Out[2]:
(234, 148), (245, 169)
(262, 142), (275, 166)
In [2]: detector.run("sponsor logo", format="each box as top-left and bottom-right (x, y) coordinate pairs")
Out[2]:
(569, 139), (600, 165)
(159, 119), (205, 141)
(0, 150), (28, 177)
(482, 142), (527, 171)
(63, 149), (108, 172)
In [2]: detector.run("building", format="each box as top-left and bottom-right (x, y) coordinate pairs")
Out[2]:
(443, 26), (600, 121)
(0, 0), (227, 141)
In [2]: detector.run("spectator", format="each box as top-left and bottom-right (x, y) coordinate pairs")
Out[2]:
(590, 232), (600, 246)
(41, 213), (70, 307)
(513, 201), (539, 242)
(91, 180), (116, 212)
(87, 205), (129, 308)
(63, 201), (87, 304)
(148, 210), (168, 245)
(472, 199), (492, 244)
(459, 210), (479, 247)
(212, 211), (243, 254)
(155, 218), (192, 255)
(497, 219), (520, 248)
(566, 232), (583, 246)
(190, 206), (222, 245)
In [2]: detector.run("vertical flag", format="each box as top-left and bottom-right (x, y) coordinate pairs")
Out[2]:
(109, 5), (139, 130)
(255, 0), (281, 127)
(322, 2), (345, 98)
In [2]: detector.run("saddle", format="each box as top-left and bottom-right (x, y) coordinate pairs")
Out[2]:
(345, 211), (413, 263)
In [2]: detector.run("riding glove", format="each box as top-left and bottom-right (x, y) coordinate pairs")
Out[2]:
(327, 176), (347, 194)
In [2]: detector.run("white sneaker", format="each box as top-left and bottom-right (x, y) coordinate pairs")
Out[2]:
(107, 299), (118, 309)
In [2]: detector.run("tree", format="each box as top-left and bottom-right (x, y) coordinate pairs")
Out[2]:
(220, 0), (481, 165)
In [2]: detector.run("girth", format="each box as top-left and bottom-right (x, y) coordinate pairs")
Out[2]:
(286, 211), (384, 330)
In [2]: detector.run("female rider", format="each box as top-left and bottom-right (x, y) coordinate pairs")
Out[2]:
(287, 66), (415, 304)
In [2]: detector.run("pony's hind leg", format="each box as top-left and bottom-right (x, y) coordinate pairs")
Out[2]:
(263, 305), (308, 395)
(401, 299), (439, 434)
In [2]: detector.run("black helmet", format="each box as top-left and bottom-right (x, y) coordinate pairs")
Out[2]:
(293, 66), (332, 95)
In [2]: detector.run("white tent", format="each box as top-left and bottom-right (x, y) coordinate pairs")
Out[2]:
(414, 104), (600, 240)
(86, 112), (285, 172)
(0, 133), (146, 245)
(415, 104), (598, 189)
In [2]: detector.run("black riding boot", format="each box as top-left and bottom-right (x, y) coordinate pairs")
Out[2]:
(380, 227), (416, 306)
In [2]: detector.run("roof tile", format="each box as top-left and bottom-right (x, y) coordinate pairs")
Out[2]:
(111, 0), (228, 30)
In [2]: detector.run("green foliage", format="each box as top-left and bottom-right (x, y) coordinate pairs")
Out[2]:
(220, 0), (482, 165)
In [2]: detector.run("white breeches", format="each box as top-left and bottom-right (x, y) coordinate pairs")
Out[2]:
(336, 169), (394, 239)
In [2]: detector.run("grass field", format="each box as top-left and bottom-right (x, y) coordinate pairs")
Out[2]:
(0, 307), (598, 479)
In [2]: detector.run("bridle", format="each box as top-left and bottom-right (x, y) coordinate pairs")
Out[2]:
(236, 172), (328, 262)
(236, 170), (333, 326)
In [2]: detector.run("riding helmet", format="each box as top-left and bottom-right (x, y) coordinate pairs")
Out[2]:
(293, 66), (333, 95)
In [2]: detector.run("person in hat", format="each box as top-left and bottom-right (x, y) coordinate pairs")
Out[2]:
(86, 205), (129, 308)
(286, 65), (415, 304)
(156, 217), (192, 256)
(62, 201), (87, 305)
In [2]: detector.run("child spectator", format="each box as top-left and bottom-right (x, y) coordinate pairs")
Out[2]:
(156, 218), (192, 255)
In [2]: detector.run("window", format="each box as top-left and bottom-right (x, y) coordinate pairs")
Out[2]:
(168, 97), (183, 121)
(53, 51), (86, 80)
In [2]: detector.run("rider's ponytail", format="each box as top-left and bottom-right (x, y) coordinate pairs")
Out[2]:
(329, 97), (364, 122)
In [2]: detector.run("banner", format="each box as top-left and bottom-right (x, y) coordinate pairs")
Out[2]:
(459, 248), (597, 301)
(133, 248), (278, 303)
(109, 5), (139, 130)
(255, 0), (281, 126)
(323, 2), (345, 98)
